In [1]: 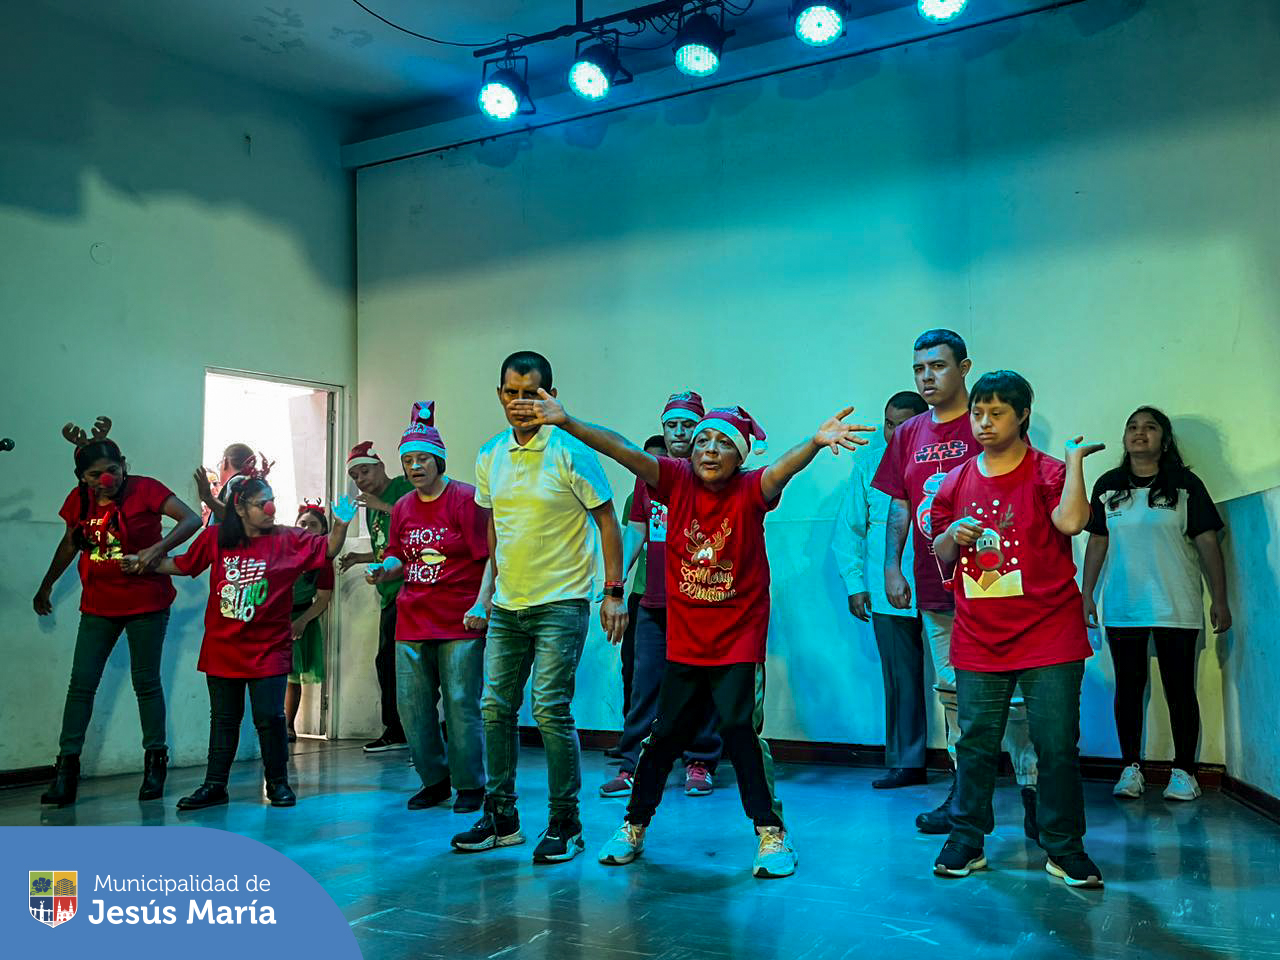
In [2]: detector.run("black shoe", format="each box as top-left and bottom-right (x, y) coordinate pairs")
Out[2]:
(40, 755), (80, 807)
(451, 806), (524, 851)
(364, 733), (409, 753)
(603, 746), (623, 759)
(916, 775), (956, 834)
(873, 767), (928, 790)
(1022, 786), (1040, 842)
(453, 789), (485, 814)
(533, 817), (585, 864)
(138, 748), (168, 801)
(287, 728), (298, 743)
(177, 783), (229, 810)
(265, 780), (296, 807)
(1046, 852), (1104, 888)
(934, 840), (987, 878)
(408, 778), (453, 810)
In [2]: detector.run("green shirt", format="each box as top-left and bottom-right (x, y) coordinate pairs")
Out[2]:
(370, 474), (415, 607)
(624, 492), (647, 597)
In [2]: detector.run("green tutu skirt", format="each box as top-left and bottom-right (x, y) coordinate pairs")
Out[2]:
(289, 601), (325, 684)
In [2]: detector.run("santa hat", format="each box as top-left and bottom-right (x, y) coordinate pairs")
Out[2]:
(661, 390), (706, 424)
(693, 406), (768, 460)
(399, 401), (447, 460)
(347, 440), (382, 469)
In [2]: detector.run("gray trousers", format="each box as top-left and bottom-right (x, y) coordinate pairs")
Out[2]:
(871, 612), (927, 770)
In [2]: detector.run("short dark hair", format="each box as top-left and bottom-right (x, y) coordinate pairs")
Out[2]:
(220, 477), (272, 549)
(969, 370), (1033, 438)
(643, 434), (665, 451)
(499, 351), (553, 391)
(885, 391), (927, 416)
(913, 329), (968, 365)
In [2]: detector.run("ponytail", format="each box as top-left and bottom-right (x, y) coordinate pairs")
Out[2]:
(218, 477), (270, 549)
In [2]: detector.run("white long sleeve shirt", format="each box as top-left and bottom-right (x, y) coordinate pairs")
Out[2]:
(831, 443), (917, 618)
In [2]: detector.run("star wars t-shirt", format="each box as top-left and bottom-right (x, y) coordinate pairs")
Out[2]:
(173, 526), (330, 677)
(872, 411), (981, 611)
(930, 448), (1092, 671)
(630, 476), (668, 609)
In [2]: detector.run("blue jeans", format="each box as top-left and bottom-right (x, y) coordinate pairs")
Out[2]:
(482, 599), (589, 820)
(951, 661), (1087, 859)
(396, 639), (485, 792)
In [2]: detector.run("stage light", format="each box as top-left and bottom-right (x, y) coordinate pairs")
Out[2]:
(569, 36), (631, 102)
(918, 0), (968, 24)
(674, 11), (729, 78)
(792, 2), (847, 47)
(479, 56), (533, 121)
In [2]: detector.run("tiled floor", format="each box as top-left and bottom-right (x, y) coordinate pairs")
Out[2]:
(4, 741), (1279, 959)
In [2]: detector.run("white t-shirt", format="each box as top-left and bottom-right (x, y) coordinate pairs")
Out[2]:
(831, 443), (917, 617)
(475, 425), (612, 611)
(1086, 467), (1222, 629)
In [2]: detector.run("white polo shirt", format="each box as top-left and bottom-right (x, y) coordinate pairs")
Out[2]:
(832, 443), (917, 617)
(475, 425), (613, 611)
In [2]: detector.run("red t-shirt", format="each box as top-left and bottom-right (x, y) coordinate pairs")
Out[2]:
(173, 526), (330, 678)
(58, 475), (177, 617)
(871, 411), (981, 611)
(386, 480), (490, 642)
(930, 448), (1092, 671)
(629, 476), (669, 609)
(656, 457), (778, 666)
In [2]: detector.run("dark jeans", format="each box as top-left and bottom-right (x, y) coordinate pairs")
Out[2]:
(619, 605), (721, 773)
(58, 610), (169, 756)
(951, 661), (1087, 859)
(871, 612), (927, 769)
(483, 599), (590, 819)
(1107, 627), (1200, 771)
(205, 674), (289, 785)
(377, 603), (405, 740)
(627, 661), (782, 829)
(619, 592), (642, 718)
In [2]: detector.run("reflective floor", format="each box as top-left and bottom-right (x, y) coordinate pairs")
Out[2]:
(4, 741), (1278, 960)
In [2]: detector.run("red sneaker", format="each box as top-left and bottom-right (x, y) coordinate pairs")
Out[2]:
(684, 763), (714, 796)
(599, 770), (633, 798)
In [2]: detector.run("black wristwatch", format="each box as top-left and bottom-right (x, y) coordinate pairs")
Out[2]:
(605, 583), (626, 600)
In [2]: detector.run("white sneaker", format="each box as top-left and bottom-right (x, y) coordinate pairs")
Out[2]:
(752, 826), (798, 879)
(1163, 768), (1201, 801)
(1113, 763), (1145, 798)
(598, 821), (645, 865)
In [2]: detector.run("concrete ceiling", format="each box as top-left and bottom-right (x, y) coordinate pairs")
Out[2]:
(29, 0), (915, 124)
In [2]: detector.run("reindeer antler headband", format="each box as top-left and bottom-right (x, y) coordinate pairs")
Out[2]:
(61, 416), (112, 448)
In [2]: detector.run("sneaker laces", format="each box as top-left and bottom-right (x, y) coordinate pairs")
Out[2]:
(618, 822), (644, 844)
(687, 763), (709, 782)
(757, 827), (786, 854)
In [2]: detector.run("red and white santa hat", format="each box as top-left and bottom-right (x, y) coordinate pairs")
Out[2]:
(399, 401), (447, 460)
(347, 440), (382, 469)
(693, 406), (768, 460)
(661, 390), (706, 424)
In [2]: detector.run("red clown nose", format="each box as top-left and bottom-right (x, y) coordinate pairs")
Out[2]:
(98, 474), (119, 492)
(262, 500), (277, 517)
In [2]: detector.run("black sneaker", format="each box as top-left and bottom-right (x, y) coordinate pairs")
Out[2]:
(873, 767), (928, 789)
(451, 807), (524, 852)
(1022, 786), (1039, 842)
(916, 775), (956, 834)
(364, 733), (408, 753)
(265, 780), (296, 807)
(453, 789), (485, 814)
(408, 778), (453, 810)
(533, 817), (585, 864)
(177, 783), (229, 811)
(1046, 853), (1104, 888)
(934, 840), (987, 878)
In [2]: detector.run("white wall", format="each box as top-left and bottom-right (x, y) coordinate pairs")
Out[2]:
(355, 0), (1280, 763)
(0, 7), (356, 775)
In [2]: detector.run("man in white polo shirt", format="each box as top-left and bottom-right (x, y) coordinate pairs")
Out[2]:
(451, 350), (627, 865)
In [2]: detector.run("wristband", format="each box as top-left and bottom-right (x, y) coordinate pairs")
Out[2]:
(605, 581), (625, 600)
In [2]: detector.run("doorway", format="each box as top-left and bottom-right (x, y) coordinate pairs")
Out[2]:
(201, 370), (341, 740)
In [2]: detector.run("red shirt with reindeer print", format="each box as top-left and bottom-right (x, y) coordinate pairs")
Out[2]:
(385, 480), (491, 642)
(656, 456), (779, 666)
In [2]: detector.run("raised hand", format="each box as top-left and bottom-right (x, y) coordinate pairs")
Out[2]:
(507, 388), (567, 428)
(814, 406), (876, 455)
(193, 467), (214, 504)
(1064, 436), (1106, 462)
(332, 495), (357, 525)
(356, 492), (390, 514)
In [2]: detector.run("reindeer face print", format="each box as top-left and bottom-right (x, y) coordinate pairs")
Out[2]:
(679, 518), (738, 602)
(959, 497), (1025, 599)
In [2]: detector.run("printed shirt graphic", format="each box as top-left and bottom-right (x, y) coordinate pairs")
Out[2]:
(1085, 467), (1223, 629)
(386, 480), (490, 642)
(58, 475), (176, 617)
(173, 526), (330, 677)
(930, 449), (1092, 671)
(872, 412), (981, 612)
(630, 476), (669, 609)
(656, 457), (778, 666)
(29, 870), (76, 927)
(369, 474), (415, 608)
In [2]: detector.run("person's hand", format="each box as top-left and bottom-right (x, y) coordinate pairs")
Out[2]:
(1064, 436), (1106, 463)
(356, 492), (390, 514)
(332, 496), (357, 525)
(463, 601), (489, 632)
(507, 388), (568, 428)
(364, 562), (386, 585)
(1210, 599), (1232, 634)
(884, 566), (912, 609)
(338, 553), (361, 573)
(1083, 595), (1099, 629)
(291, 616), (307, 640)
(600, 595), (628, 645)
(193, 467), (214, 504)
(33, 585), (53, 616)
(813, 406), (877, 456)
(124, 543), (165, 574)
(947, 516), (984, 547)
(847, 592), (871, 622)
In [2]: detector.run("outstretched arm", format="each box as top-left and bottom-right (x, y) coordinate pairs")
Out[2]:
(1052, 437), (1106, 535)
(507, 390), (660, 488)
(760, 406), (875, 503)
